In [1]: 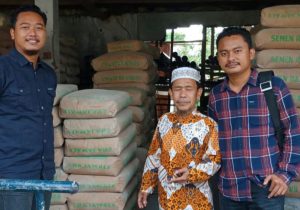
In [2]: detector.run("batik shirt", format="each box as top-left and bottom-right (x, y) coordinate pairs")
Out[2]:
(140, 110), (221, 210)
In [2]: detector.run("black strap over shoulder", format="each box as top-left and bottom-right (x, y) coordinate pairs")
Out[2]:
(258, 71), (285, 152)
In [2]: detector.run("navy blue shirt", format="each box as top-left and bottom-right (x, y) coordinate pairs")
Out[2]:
(0, 49), (57, 180)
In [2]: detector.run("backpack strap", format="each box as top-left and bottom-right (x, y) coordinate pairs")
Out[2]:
(258, 71), (285, 152)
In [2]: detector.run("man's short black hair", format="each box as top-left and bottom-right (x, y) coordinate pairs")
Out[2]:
(10, 4), (47, 28)
(216, 27), (253, 49)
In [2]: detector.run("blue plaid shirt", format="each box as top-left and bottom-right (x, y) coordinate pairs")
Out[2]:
(0, 49), (57, 179)
(208, 69), (300, 201)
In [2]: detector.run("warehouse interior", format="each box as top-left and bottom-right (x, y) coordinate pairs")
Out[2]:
(1, 1), (300, 210)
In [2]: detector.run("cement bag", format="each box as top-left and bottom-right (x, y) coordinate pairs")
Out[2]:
(59, 89), (131, 119)
(65, 76), (80, 85)
(145, 96), (156, 110)
(54, 167), (68, 181)
(136, 147), (148, 172)
(52, 106), (61, 127)
(60, 45), (79, 59)
(134, 115), (154, 135)
(63, 108), (132, 139)
(54, 84), (78, 106)
(135, 134), (147, 147)
(128, 105), (146, 123)
(255, 49), (300, 69)
(123, 190), (137, 210)
(286, 181), (300, 198)
(64, 124), (136, 156)
(106, 40), (160, 58)
(91, 51), (153, 71)
(65, 65), (80, 76)
(54, 126), (64, 148)
(63, 142), (136, 176)
(144, 43), (160, 59)
(55, 148), (64, 167)
(290, 89), (300, 107)
(68, 158), (139, 192)
(67, 177), (137, 210)
(261, 5), (300, 28)
(93, 69), (156, 85)
(254, 28), (300, 50)
(98, 87), (147, 106)
(106, 40), (148, 53)
(94, 83), (156, 96)
(285, 197), (300, 210)
(60, 54), (79, 66)
(49, 205), (68, 210)
(50, 193), (69, 205)
(60, 36), (77, 47)
(257, 68), (300, 89)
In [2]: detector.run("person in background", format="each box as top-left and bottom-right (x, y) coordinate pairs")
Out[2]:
(0, 5), (57, 210)
(208, 26), (300, 210)
(138, 67), (221, 210)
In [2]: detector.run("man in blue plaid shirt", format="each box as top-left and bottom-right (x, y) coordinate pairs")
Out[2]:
(208, 27), (300, 210)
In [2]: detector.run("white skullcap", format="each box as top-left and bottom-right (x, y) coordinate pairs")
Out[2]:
(171, 67), (201, 83)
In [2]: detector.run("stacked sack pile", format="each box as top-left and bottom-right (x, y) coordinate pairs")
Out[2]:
(60, 35), (80, 85)
(59, 89), (138, 210)
(253, 5), (300, 209)
(91, 40), (160, 181)
(253, 5), (300, 114)
(51, 84), (79, 210)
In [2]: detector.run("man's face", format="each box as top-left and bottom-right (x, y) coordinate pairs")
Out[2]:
(169, 78), (202, 115)
(10, 11), (46, 57)
(217, 34), (255, 76)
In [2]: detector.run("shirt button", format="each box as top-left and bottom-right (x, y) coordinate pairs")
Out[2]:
(43, 122), (47, 126)
(42, 156), (44, 160)
(43, 139), (47, 143)
(41, 106), (44, 110)
(37, 88), (41, 92)
(19, 89), (23, 93)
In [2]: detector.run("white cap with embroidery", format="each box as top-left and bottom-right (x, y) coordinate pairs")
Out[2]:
(171, 67), (201, 83)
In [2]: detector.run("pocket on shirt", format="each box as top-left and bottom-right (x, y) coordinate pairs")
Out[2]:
(11, 88), (35, 112)
(248, 95), (269, 127)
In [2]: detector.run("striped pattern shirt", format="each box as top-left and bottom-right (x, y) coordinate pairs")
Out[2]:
(208, 69), (300, 201)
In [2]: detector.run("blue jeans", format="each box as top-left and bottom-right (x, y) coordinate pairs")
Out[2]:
(0, 191), (52, 210)
(219, 182), (284, 210)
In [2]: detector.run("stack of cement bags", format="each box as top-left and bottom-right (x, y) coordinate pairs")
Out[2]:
(59, 89), (138, 210)
(0, 27), (12, 55)
(253, 5), (300, 115)
(91, 40), (159, 183)
(60, 36), (80, 85)
(51, 84), (78, 210)
(285, 177), (300, 210)
(253, 5), (300, 209)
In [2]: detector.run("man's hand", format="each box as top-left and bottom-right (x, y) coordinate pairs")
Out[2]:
(170, 167), (189, 184)
(137, 191), (148, 209)
(263, 174), (288, 198)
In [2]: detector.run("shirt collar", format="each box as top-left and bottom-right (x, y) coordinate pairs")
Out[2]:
(219, 69), (258, 92)
(9, 48), (46, 69)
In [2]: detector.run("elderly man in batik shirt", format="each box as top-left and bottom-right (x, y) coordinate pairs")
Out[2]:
(138, 67), (221, 210)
